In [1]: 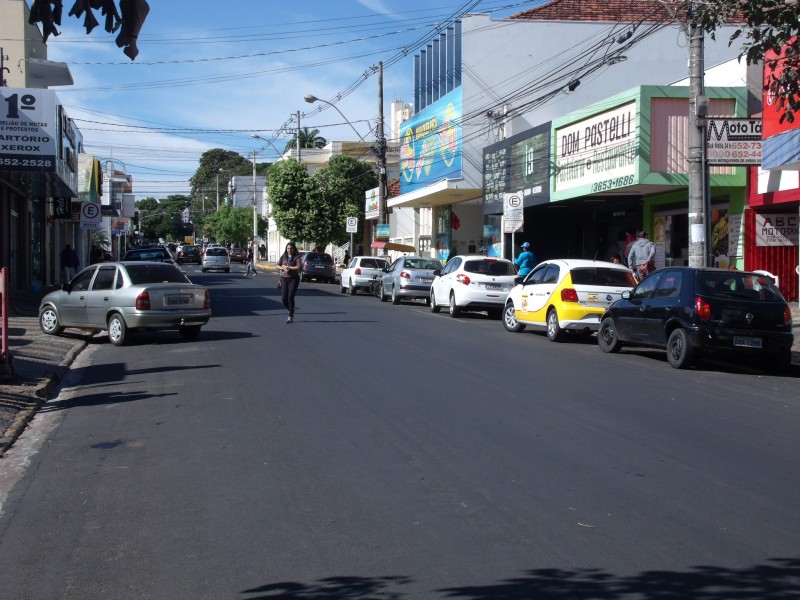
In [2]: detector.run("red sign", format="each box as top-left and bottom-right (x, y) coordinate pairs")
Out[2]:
(762, 39), (799, 139)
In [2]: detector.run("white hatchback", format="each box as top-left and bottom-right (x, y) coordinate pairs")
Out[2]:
(430, 255), (518, 318)
(340, 256), (389, 295)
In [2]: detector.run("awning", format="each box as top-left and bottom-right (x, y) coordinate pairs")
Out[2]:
(387, 178), (481, 209)
(371, 241), (416, 252)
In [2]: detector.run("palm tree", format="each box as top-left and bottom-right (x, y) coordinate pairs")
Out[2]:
(283, 127), (328, 152)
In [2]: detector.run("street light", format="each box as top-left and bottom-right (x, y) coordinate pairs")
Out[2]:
(304, 94), (368, 142)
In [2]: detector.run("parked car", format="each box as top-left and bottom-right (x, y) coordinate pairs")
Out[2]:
(176, 244), (201, 265)
(597, 267), (794, 371)
(300, 252), (336, 283)
(380, 255), (443, 305)
(430, 255), (518, 318)
(229, 247), (247, 263)
(503, 259), (636, 341)
(38, 262), (211, 346)
(122, 247), (175, 265)
(202, 246), (231, 272)
(340, 256), (389, 295)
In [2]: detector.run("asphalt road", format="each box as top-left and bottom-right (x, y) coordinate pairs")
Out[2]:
(0, 267), (798, 599)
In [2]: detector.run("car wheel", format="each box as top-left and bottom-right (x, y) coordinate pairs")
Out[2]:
(430, 289), (440, 312)
(598, 317), (622, 353)
(379, 282), (388, 302)
(391, 285), (401, 305)
(503, 302), (525, 332)
(202, 268), (207, 273)
(340, 280), (346, 293)
(349, 279), (357, 295)
(448, 292), (461, 318)
(546, 308), (565, 342)
(179, 325), (201, 340)
(666, 328), (695, 369)
(39, 305), (64, 335)
(108, 313), (128, 346)
(225, 268), (230, 273)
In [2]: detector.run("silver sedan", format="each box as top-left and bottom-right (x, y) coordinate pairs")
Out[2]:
(39, 262), (211, 346)
(380, 255), (443, 305)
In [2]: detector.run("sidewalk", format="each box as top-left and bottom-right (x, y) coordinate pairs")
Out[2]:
(1, 273), (798, 455)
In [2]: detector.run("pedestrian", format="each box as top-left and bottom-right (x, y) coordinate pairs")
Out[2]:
(628, 230), (656, 281)
(278, 241), (302, 323)
(514, 241), (537, 277)
(60, 243), (80, 282)
(259, 243), (266, 261)
(244, 246), (257, 277)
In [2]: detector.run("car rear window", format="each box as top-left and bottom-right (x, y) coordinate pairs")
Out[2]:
(697, 272), (784, 302)
(207, 248), (228, 257)
(464, 259), (516, 276)
(305, 253), (333, 263)
(124, 249), (170, 261)
(570, 268), (636, 287)
(182, 246), (199, 255)
(405, 259), (442, 270)
(361, 259), (387, 269)
(126, 264), (190, 284)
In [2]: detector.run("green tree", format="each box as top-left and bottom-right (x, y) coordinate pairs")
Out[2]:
(268, 160), (314, 242)
(189, 149), (252, 206)
(307, 155), (378, 247)
(283, 127), (328, 153)
(135, 195), (190, 242)
(677, 0), (799, 122)
(203, 206), (257, 247)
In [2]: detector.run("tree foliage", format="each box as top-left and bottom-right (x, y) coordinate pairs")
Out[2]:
(283, 127), (328, 152)
(681, 0), (799, 122)
(135, 195), (191, 242)
(268, 155), (377, 248)
(202, 206), (263, 247)
(189, 149), (252, 202)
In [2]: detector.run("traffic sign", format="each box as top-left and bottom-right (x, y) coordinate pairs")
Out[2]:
(80, 202), (102, 229)
(503, 193), (524, 233)
(346, 216), (358, 233)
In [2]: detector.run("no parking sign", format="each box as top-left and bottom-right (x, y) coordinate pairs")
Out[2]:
(80, 202), (102, 229)
(345, 216), (358, 233)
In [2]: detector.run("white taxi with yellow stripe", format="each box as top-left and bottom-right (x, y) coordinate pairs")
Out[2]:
(502, 259), (636, 341)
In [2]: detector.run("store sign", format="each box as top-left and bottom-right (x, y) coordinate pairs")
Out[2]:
(0, 88), (58, 172)
(755, 213), (798, 246)
(554, 101), (638, 194)
(376, 224), (390, 240)
(53, 197), (72, 219)
(364, 187), (379, 220)
(706, 118), (762, 165)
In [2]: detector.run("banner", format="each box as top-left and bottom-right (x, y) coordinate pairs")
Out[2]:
(755, 213), (798, 246)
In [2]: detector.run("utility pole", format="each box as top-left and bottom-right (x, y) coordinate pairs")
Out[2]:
(296, 111), (301, 163)
(252, 151), (258, 243)
(377, 61), (387, 227)
(687, 3), (709, 267)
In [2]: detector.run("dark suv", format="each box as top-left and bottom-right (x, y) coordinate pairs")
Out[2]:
(598, 267), (794, 372)
(300, 252), (336, 283)
(176, 245), (201, 265)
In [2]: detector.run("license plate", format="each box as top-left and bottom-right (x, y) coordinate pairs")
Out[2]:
(734, 336), (762, 348)
(485, 283), (502, 290)
(168, 296), (191, 306)
(419, 277), (433, 283)
(587, 293), (599, 303)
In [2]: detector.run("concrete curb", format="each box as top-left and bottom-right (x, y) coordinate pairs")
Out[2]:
(0, 339), (87, 456)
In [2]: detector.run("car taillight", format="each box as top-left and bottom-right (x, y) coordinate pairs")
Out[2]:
(203, 290), (210, 310)
(456, 273), (471, 285)
(355, 267), (362, 275)
(695, 297), (712, 321)
(561, 288), (579, 302)
(784, 305), (792, 326)
(400, 271), (411, 279)
(136, 291), (150, 310)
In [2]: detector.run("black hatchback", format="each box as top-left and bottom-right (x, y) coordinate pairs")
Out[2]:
(597, 267), (794, 371)
(299, 252), (336, 283)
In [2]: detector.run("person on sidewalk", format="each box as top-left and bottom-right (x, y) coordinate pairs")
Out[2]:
(60, 244), (80, 283)
(244, 246), (257, 277)
(628, 230), (656, 281)
(278, 241), (301, 323)
(514, 242), (537, 277)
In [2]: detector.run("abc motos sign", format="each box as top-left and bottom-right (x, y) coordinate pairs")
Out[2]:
(756, 214), (798, 246)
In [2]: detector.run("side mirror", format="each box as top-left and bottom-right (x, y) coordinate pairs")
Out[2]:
(433, 269), (442, 276)
(621, 290), (631, 299)
(62, 282), (71, 292)
(514, 276), (524, 286)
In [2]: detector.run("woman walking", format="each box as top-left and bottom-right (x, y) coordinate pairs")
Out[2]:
(278, 241), (302, 323)
(244, 245), (257, 277)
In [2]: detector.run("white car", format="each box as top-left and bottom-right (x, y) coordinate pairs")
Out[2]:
(430, 255), (518, 318)
(340, 256), (390, 295)
(503, 259), (636, 341)
(201, 246), (230, 272)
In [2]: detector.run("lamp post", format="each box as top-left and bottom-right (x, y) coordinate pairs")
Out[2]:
(303, 94), (368, 142)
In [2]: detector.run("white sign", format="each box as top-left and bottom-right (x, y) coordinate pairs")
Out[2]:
(80, 202), (102, 229)
(706, 118), (762, 165)
(755, 213), (798, 246)
(0, 88), (58, 172)
(554, 101), (638, 193)
(364, 187), (379, 220)
(345, 216), (358, 233)
(503, 192), (524, 233)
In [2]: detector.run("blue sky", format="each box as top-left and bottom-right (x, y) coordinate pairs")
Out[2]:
(42, 0), (537, 198)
